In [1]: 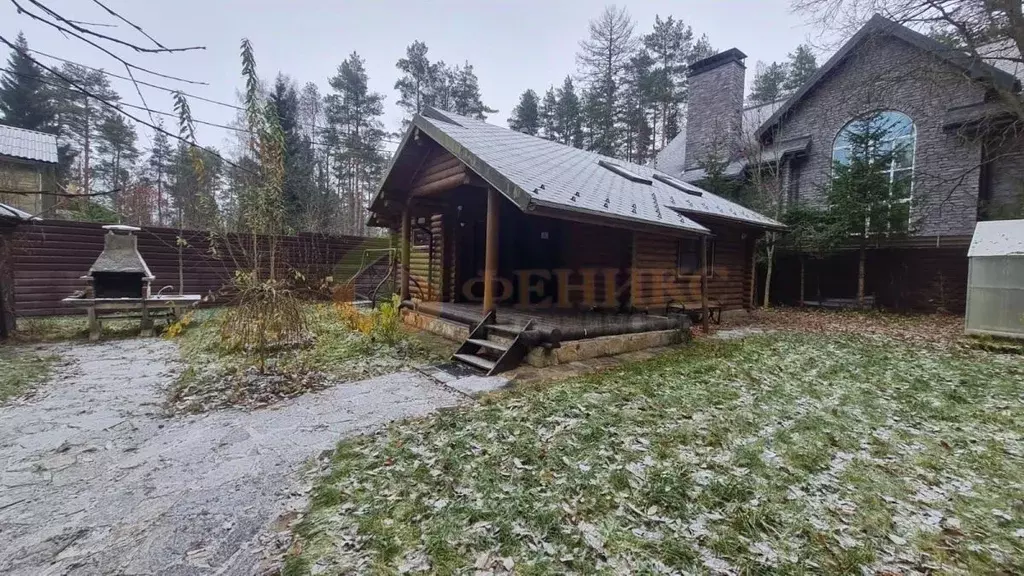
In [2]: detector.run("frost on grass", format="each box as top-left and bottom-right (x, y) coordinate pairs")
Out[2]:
(290, 334), (1024, 574)
(168, 305), (451, 412)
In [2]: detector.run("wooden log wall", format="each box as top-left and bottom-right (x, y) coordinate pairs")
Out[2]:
(0, 222), (15, 337)
(559, 221), (632, 307)
(409, 149), (467, 197)
(632, 225), (752, 312)
(408, 213), (444, 301)
(10, 220), (389, 317)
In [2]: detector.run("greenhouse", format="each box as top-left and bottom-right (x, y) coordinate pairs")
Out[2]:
(965, 219), (1024, 339)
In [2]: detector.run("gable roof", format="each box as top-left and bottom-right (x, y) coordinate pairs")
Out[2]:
(373, 107), (784, 234)
(757, 14), (1020, 139)
(0, 123), (59, 164)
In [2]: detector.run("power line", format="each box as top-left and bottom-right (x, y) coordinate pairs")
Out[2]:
(0, 33), (255, 177)
(8, 0), (208, 85)
(27, 47), (246, 111)
(21, 0), (204, 54)
(2, 65), (401, 155)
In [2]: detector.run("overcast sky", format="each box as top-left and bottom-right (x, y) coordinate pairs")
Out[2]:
(1, 0), (823, 150)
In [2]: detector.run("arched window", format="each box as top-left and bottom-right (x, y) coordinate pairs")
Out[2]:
(833, 110), (915, 182)
(832, 110), (916, 228)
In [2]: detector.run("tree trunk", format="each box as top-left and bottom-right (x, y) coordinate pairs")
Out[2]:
(83, 98), (91, 196)
(762, 234), (775, 308)
(857, 243), (867, 307)
(799, 255), (806, 306)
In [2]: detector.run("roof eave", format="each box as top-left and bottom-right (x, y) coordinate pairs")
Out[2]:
(528, 196), (710, 236)
(755, 14), (1019, 139)
(669, 206), (787, 232)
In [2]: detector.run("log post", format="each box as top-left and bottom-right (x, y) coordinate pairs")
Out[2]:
(482, 188), (500, 314)
(400, 203), (411, 301)
(700, 235), (710, 333)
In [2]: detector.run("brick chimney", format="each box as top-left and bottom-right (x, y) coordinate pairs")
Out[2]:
(683, 48), (747, 172)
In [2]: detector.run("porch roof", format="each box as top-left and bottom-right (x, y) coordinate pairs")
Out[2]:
(372, 107), (784, 234)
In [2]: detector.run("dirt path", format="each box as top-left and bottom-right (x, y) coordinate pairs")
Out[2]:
(0, 339), (466, 575)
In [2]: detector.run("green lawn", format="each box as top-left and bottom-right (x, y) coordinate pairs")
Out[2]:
(0, 347), (57, 404)
(288, 333), (1024, 575)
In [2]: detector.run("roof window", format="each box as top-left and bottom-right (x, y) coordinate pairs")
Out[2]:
(653, 173), (703, 197)
(598, 160), (652, 184)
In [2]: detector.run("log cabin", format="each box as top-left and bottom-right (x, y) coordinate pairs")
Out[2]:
(369, 107), (784, 373)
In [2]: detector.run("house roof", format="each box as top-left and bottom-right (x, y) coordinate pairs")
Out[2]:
(757, 14), (1020, 139)
(374, 107), (784, 234)
(0, 123), (59, 164)
(968, 219), (1024, 257)
(652, 98), (787, 177)
(0, 201), (39, 222)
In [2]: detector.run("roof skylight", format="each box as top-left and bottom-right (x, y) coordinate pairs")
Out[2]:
(653, 172), (703, 197)
(598, 160), (652, 184)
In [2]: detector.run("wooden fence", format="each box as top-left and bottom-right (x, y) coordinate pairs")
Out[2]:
(9, 220), (391, 317)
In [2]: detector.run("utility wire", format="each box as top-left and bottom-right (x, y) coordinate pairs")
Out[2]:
(88, 0), (173, 51)
(0, 33), (255, 177)
(23, 0), (204, 54)
(27, 47), (246, 111)
(3, 65), (400, 154)
(9, 0), (208, 85)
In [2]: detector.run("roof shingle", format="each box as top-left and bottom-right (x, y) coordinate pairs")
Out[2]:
(405, 108), (782, 233)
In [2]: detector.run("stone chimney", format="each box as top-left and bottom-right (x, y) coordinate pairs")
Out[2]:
(683, 48), (747, 172)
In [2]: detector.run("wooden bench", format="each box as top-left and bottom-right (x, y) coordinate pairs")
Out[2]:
(62, 295), (201, 340)
(666, 299), (722, 324)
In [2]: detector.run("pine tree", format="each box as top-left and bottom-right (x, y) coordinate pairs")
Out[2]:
(395, 41), (433, 117)
(749, 61), (789, 104)
(0, 32), (54, 131)
(538, 87), (558, 140)
(269, 74), (318, 232)
(430, 61), (455, 112)
(51, 63), (120, 195)
(782, 45), (818, 93)
(643, 16), (691, 151)
(167, 141), (221, 230)
(555, 76), (584, 148)
(827, 113), (911, 305)
(508, 89), (540, 135)
(576, 5), (638, 157)
(94, 112), (139, 214)
(622, 49), (656, 164)
(451, 62), (495, 119)
(328, 52), (387, 235)
(146, 121), (173, 225)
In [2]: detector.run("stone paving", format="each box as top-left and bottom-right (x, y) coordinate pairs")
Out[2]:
(0, 338), (466, 575)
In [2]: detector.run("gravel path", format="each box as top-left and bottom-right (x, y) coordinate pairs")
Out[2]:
(0, 338), (466, 575)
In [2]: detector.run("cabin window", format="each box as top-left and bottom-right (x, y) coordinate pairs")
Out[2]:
(412, 228), (431, 249)
(676, 238), (714, 277)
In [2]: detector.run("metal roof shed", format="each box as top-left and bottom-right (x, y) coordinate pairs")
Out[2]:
(966, 219), (1024, 338)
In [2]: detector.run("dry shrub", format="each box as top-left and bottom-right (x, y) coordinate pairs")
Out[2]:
(333, 294), (402, 344)
(220, 272), (308, 370)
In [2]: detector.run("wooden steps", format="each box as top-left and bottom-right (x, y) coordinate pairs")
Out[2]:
(451, 311), (534, 375)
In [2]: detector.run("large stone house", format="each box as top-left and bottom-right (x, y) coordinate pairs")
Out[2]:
(654, 15), (1023, 311)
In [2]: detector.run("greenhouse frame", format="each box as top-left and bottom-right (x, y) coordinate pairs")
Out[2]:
(965, 219), (1024, 339)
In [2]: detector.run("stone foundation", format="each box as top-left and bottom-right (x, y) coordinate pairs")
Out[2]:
(524, 329), (686, 368)
(402, 309), (469, 342)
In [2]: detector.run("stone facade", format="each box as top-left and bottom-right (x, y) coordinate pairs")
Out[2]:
(770, 34), (989, 237)
(684, 49), (747, 172)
